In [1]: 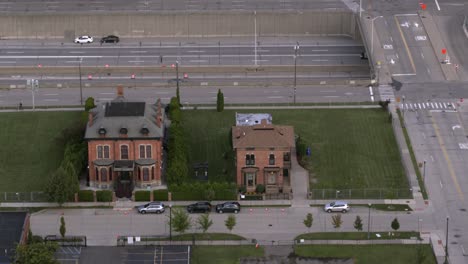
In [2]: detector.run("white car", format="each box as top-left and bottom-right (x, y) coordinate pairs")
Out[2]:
(75, 35), (94, 44)
(324, 201), (350, 213)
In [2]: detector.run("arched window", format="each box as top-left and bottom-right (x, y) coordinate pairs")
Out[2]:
(143, 168), (149, 181)
(100, 168), (107, 182)
(121, 145), (129, 159)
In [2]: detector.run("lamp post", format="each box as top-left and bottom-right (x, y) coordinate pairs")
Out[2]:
(78, 57), (83, 106)
(293, 43), (300, 104)
(176, 61), (180, 92)
(359, 0), (362, 18)
(367, 203), (372, 239)
(169, 204), (173, 241)
(445, 216), (449, 264)
(370, 16), (384, 57)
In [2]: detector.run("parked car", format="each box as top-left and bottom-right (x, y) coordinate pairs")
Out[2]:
(75, 35), (94, 44)
(186, 202), (212, 213)
(216, 202), (241, 214)
(101, 35), (120, 44)
(136, 202), (165, 214)
(324, 201), (349, 213)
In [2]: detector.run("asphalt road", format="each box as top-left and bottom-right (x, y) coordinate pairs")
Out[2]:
(0, 85), (373, 107)
(0, 0), (348, 13)
(0, 41), (366, 67)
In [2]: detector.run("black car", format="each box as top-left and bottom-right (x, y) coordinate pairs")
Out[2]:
(100, 35), (120, 44)
(187, 202), (212, 213)
(216, 202), (241, 214)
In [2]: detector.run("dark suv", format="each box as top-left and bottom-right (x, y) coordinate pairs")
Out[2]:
(186, 202), (212, 213)
(216, 202), (241, 214)
(100, 35), (120, 44)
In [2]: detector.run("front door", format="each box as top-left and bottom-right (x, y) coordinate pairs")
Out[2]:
(115, 171), (133, 198)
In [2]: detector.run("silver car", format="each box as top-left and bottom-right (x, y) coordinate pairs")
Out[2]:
(137, 202), (165, 214)
(324, 201), (350, 213)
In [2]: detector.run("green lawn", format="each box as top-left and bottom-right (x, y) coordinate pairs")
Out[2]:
(191, 245), (264, 264)
(182, 109), (407, 193)
(0, 111), (82, 192)
(140, 233), (246, 241)
(295, 231), (420, 240)
(294, 244), (436, 264)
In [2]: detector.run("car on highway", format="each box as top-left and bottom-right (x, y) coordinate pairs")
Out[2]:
(215, 202), (241, 214)
(187, 202), (212, 213)
(324, 201), (349, 213)
(101, 35), (120, 44)
(136, 202), (165, 214)
(75, 35), (94, 44)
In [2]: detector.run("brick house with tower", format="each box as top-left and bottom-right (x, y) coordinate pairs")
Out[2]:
(232, 113), (295, 194)
(85, 88), (165, 198)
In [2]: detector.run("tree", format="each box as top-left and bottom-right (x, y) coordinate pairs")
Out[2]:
(353, 215), (363, 231)
(216, 89), (224, 112)
(391, 217), (400, 231)
(303, 213), (313, 231)
(171, 208), (191, 234)
(59, 216), (66, 238)
(225, 215), (236, 232)
(331, 214), (343, 229)
(176, 86), (181, 106)
(16, 242), (58, 264)
(196, 214), (213, 233)
(84, 97), (96, 111)
(45, 167), (71, 205)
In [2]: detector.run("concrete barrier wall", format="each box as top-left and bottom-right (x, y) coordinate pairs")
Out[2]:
(0, 11), (358, 39)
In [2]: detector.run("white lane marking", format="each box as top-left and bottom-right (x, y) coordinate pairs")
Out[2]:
(312, 59), (329, 62)
(443, 103), (447, 108)
(394, 14), (418, 16)
(44, 93), (59, 96)
(390, 37), (393, 42)
(257, 50), (270, 52)
(130, 51), (147, 53)
(99, 92), (114, 95)
(324, 96), (339, 98)
(6, 51), (24, 54)
(427, 68), (431, 74)
(252, 60), (269, 62)
(431, 103), (435, 108)
(369, 86), (374, 96)
(430, 155), (434, 162)
(99, 98), (114, 101)
(43, 99), (58, 101)
(422, 103), (426, 109)
(440, 181), (443, 189)
(311, 50), (329, 52)
(391, 73), (416, 76)
(187, 50), (205, 53)
(69, 51), (84, 54)
(421, 53), (425, 59)
(155, 92), (169, 94)
(189, 60), (207, 62)
(128, 61), (145, 63)
(0, 61), (16, 64)
(434, 0), (441, 10)
(319, 90), (336, 92)
(268, 96), (284, 99)
(370, 96), (374, 102)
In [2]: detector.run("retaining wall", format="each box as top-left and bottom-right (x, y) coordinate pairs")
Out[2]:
(0, 11), (360, 40)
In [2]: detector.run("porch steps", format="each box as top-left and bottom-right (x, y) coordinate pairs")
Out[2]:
(113, 199), (134, 211)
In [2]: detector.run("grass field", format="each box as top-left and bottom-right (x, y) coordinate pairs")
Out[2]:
(191, 246), (264, 264)
(295, 231), (420, 240)
(294, 244), (436, 264)
(182, 109), (407, 191)
(0, 111), (82, 192)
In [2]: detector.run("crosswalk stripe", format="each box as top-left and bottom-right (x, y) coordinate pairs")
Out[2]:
(422, 103), (426, 109)
(443, 102), (447, 108)
(431, 103), (435, 108)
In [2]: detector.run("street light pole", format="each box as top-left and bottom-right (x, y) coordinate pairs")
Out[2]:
(78, 57), (83, 106)
(445, 216), (449, 263)
(176, 60), (179, 92)
(367, 203), (372, 239)
(370, 16), (383, 57)
(359, 0), (362, 18)
(293, 43), (300, 104)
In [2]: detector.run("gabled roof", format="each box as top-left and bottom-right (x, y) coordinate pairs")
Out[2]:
(232, 124), (295, 149)
(85, 96), (165, 140)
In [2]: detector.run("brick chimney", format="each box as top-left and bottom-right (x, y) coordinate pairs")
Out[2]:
(88, 112), (93, 127)
(117, 85), (124, 97)
(156, 112), (162, 128)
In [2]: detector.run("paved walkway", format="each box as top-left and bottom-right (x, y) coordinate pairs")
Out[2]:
(290, 150), (310, 207)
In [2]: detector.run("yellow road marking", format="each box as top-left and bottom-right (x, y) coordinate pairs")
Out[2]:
(394, 16), (417, 73)
(430, 115), (464, 200)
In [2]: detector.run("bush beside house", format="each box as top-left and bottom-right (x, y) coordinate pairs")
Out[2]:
(96, 190), (113, 202)
(78, 190), (94, 202)
(134, 191), (151, 201)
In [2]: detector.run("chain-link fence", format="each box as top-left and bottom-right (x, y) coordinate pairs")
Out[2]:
(309, 188), (412, 200)
(0, 192), (48, 202)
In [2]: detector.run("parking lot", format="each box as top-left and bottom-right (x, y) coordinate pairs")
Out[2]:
(55, 247), (81, 264)
(125, 246), (190, 264)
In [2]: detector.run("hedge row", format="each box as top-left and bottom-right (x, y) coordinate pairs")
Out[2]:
(96, 190), (113, 202)
(134, 191), (151, 202)
(170, 182), (237, 201)
(153, 190), (168, 201)
(78, 190), (94, 202)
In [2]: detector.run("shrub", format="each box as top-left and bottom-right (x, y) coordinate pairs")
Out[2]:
(255, 184), (265, 193)
(153, 190), (169, 201)
(134, 191), (151, 201)
(78, 190), (94, 202)
(243, 194), (263, 200)
(238, 185), (247, 194)
(96, 190), (113, 202)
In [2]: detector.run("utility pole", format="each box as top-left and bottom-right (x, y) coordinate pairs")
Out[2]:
(367, 203), (372, 239)
(293, 43), (300, 104)
(78, 57), (83, 106)
(27, 79), (39, 111)
(445, 216), (449, 264)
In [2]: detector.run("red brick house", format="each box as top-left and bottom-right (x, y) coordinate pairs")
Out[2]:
(232, 118), (295, 194)
(85, 91), (165, 198)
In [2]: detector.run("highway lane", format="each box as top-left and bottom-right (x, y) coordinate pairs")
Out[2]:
(0, 85), (372, 107)
(0, 43), (366, 67)
(0, 0), (348, 13)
